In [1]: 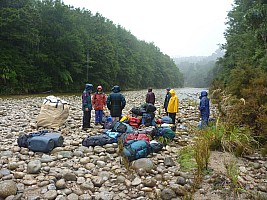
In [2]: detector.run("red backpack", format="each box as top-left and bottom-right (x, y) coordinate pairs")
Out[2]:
(124, 133), (150, 143)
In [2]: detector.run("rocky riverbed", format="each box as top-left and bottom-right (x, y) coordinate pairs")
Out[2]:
(0, 88), (266, 200)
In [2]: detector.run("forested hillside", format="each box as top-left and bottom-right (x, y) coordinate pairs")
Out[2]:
(174, 49), (224, 88)
(211, 0), (267, 143)
(0, 0), (184, 94)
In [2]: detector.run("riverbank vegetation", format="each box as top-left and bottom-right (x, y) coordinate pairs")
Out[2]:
(210, 0), (267, 146)
(0, 0), (183, 94)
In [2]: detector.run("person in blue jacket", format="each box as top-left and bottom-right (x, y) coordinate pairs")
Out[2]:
(106, 85), (126, 121)
(198, 91), (210, 127)
(82, 84), (93, 130)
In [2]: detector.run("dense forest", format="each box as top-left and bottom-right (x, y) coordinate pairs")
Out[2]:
(174, 49), (225, 88)
(211, 0), (267, 143)
(0, 0), (184, 94)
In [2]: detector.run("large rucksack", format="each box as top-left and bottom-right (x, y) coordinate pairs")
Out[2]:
(82, 134), (116, 147)
(123, 140), (152, 161)
(17, 130), (64, 153)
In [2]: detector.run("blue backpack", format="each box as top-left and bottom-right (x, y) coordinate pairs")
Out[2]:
(161, 116), (173, 124)
(123, 140), (152, 161)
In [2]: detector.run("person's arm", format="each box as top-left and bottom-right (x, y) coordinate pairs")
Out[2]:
(106, 95), (111, 110)
(121, 94), (126, 109)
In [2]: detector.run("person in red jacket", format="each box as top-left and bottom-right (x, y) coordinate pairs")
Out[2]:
(92, 85), (106, 125)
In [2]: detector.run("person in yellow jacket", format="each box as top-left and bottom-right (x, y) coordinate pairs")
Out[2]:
(167, 89), (179, 124)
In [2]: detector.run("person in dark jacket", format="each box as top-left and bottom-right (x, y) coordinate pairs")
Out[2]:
(82, 84), (93, 130)
(164, 88), (171, 115)
(146, 88), (155, 105)
(198, 91), (210, 127)
(106, 85), (126, 121)
(92, 85), (106, 125)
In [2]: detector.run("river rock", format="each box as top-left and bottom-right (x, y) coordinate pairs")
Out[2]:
(0, 180), (17, 198)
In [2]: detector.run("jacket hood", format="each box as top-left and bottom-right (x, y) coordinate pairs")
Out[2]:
(169, 89), (176, 96)
(85, 84), (93, 92)
(199, 91), (208, 99)
(112, 85), (120, 93)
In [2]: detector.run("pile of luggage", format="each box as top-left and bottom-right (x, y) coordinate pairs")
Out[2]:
(82, 103), (176, 162)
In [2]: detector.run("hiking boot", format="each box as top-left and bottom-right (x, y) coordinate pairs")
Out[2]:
(95, 122), (99, 125)
(88, 126), (93, 128)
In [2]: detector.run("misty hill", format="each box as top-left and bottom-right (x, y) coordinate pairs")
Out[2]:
(173, 49), (225, 88)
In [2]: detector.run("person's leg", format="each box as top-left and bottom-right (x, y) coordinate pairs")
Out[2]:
(169, 113), (176, 124)
(165, 108), (169, 116)
(88, 110), (92, 128)
(99, 110), (103, 125)
(95, 110), (100, 125)
(83, 111), (89, 129)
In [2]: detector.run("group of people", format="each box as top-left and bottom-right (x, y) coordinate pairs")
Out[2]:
(82, 84), (126, 130)
(82, 84), (210, 130)
(145, 88), (179, 125)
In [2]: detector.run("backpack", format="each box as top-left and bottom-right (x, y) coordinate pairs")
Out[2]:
(112, 121), (133, 133)
(161, 116), (173, 124)
(123, 140), (152, 161)
(141, 113), (155, 127)
(82, 134), (116, 147)
(145, 103), (156, 113)
(150, 140), (164, 153)
(124, 133), (150, 143)
(104, 130), (122, 143)
(154, 127), (176, 140)
(131, 107), (146, 116)
(129, 117), (141, 128)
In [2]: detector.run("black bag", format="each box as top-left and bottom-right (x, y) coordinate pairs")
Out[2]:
(150, 140), (164, 153)
(145, 103), (156, 113)
(131, 107), (146, 116)
(112, 121), (128, 133)
(82, 134), (116, 147)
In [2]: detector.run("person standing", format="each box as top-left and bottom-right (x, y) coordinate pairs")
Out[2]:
(146, 88), (155, 105)
(106, 85), (126, 121)
(92, 85), (106, 125)
(164, 88), (171, 115)
(198, 91), (210, 127)
(167, 89), (179, 124)
(82, 83), (93, 130)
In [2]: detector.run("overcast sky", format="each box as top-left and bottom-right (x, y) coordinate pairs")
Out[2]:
(62, 0), (234, 57)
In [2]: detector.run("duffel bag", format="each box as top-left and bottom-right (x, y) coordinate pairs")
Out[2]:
(17, 130), (64, 153)
(82, 134), (116, 147)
